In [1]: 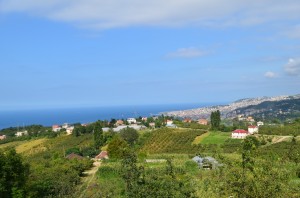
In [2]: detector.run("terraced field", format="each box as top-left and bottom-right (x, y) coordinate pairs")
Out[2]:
(141, 128), (206, 154)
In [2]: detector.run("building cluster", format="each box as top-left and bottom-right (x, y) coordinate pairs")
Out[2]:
(52, 123), (75, 135)
(231, 121), (264, 139)
(164, 95), (291, 119)
(237, 115), (255, 122)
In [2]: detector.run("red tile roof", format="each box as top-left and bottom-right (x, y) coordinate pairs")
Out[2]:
(233, 129), (248, 133)
(65, 153), (84, 160)
(95, 151), (108, 160)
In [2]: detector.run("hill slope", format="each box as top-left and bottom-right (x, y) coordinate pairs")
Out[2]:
(141, 128), (206, 154)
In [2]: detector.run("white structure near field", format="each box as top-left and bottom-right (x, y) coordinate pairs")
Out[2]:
(231, 129), (249, 139)
(248, 126), (258, 134)
(257, 121), (264, 126)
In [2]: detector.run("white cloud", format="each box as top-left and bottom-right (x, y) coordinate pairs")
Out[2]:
(1, 1), (300, 29)
(284, 58), (300, 76)
(264, 71), (277, 78)
(166, 47), (208, 58)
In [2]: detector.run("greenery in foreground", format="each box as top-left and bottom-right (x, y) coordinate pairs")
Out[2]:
(1, 120), (300, 197)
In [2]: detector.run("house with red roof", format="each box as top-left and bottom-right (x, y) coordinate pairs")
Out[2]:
(183, 118), (192, 123)
(231, 129), (249, 139)
(95, 151), (109, 160)
(115, 120), (124, 126)
(52, 125), (61, 132)
(65, 153), (84, 160)
(198, 119), (208, 125)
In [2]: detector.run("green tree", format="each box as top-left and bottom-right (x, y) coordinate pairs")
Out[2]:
(210, 110), (221, 130)
(0, 149), (29, 198)
(288, 136), (300, 165)
(121, 151), (195, 198)
(120, 127), (139, 146)
(94, 121), (104, 149)
(121, 150), (140, 197)
(107, 135), (129, 159)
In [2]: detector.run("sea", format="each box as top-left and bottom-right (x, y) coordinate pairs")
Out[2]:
(0, 103), (218, 130)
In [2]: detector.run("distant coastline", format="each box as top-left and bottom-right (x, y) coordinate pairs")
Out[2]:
(0, 103), (220, 129)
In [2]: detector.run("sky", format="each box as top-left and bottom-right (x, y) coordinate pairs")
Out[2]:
(0, 0), (300, 110)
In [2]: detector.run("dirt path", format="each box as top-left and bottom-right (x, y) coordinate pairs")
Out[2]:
(273, 136), (292, 144)
(78, 161), (101, 198)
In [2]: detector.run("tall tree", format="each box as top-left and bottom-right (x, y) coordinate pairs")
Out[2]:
(210, 110), (221, 130)
(107, 135), (129, 159)
(94, 121), (104, 149)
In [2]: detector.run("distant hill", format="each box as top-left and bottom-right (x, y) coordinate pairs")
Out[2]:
(233, 98), (300, 120)
(163, 94), (300, 121)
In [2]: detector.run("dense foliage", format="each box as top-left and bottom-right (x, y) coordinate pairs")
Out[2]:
(120, 127), (139, 146)
(210, 110), (221, 130)
(259, 120), (300, 136)
(0, 149), (29, 198)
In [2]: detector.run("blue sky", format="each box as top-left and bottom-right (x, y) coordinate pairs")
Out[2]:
(0, 0), (300, 110)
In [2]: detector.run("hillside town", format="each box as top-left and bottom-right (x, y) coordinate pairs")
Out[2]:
(163, 94), (300, 120)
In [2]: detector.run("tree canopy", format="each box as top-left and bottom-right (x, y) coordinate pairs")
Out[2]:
(210, 110), (221, 130)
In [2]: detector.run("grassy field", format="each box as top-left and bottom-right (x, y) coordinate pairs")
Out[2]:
(15, 138), (47, 154)
(192, 132), (210, 144)
(195, 132), (231, 144)
(0, 140), (24, 150)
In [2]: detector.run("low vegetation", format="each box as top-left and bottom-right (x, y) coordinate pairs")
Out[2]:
(0, 116), (300, 197)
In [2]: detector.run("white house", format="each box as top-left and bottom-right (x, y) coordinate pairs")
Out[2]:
(66, 126), (74, 135)
(127, 118), (137, 124)
(0, 135), (6, 140)
(62, 123), (70, 129)
(257, 121), (264, 127)
(231, 129), (249, 139)
(248, 126), (258, 134)
(15, 130), (28, 137)
(52, 125), (62, 132)
(166, 120), (173, 125)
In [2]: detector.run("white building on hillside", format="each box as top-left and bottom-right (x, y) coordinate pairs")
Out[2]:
(127, 118), (137, 124)
(52, 125), (62, 132)
(257, 121), (264, 127)
(66, 126), (74, 135)
(248, 126), (258, 134)
(0, 135), (6, 140)
(15, 130), (28, 137)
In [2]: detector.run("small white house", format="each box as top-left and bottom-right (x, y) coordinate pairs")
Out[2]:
(15, 130), (28, 137)
(52, 125), (62, 132)
(248, 126), (258, 134)
(166, 120), (173, 125)
(127, 118), (137, 124)
(62, 123), (70, 129)
(257, 121), (264, 127)
(66, 126), (74, 135)
(231, 129), (249, 139)
(0, 135), (6, 140)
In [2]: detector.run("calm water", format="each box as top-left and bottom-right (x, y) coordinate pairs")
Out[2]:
(0, 103), (217, 129)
